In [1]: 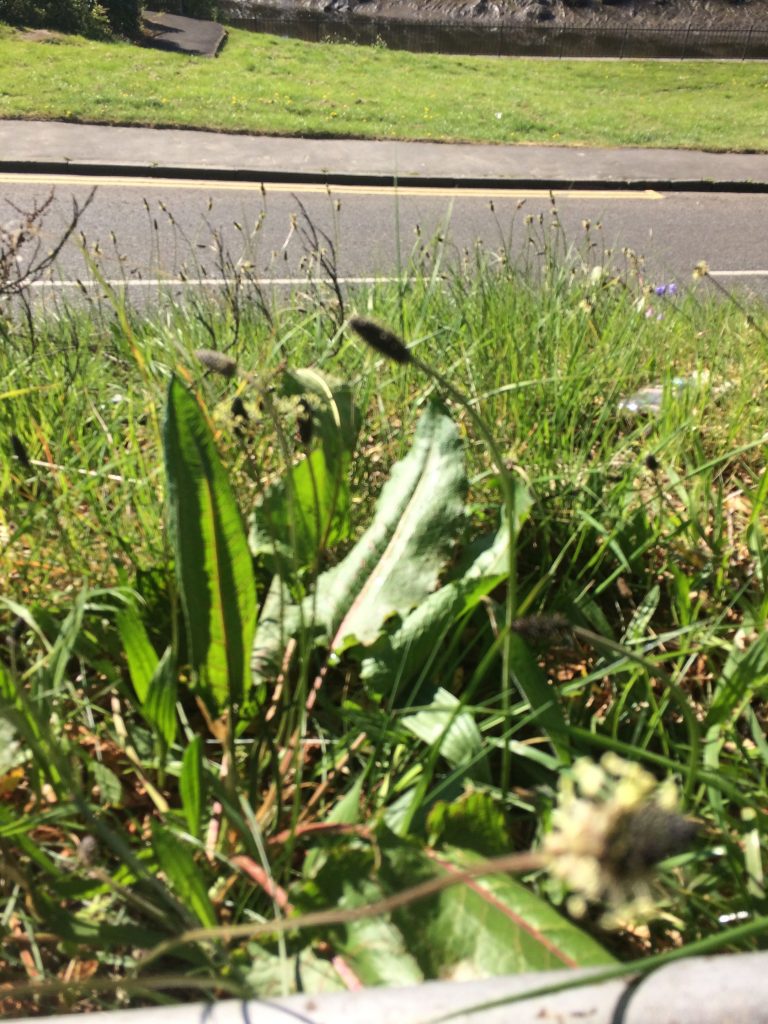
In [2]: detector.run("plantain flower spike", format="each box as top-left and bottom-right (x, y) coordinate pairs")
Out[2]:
(349, 316), (412, 365)
(195, 348), (238, 378)
(542, 753), (699, 925)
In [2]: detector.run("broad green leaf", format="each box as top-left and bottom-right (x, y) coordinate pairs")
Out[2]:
(508, 631), (570, 764)
(152, 825), (216, 928)
(360, 521), (514, 697)
(298, 830), (612, 986)
(622, 584), (660, 644)
(90, 761), (123, 806)
(252, 403), (466, 683)
(0, 714), (25, 776)
(321, 402), (466, 648)
(143, 646), (178, 748)
(117, 605), (158, 704)
(44, 911), (165, 950)
(164, 375), (257, 711)
(402, 688), (489, 784)
(397, 845), (615, 978)
(250, 576), (305, 688)
(250, 446), (350, 569)
(180, 735), (205, 840)
(246, 945), (347, 996)
(297, 846), (424, 988)
(427, 791), (509, 856)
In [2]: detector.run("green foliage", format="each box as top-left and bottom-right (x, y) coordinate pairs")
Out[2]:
(164, 375), (257, 714)
(1, 23), (768, 151)
(252, 401), (469, 681)
(151, 0), (218, 17)
(3, 202), (768, 1010)
(293, 829), (614, 985)
(0, 0), (140, 37)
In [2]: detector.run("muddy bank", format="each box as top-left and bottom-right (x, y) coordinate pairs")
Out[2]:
(222, 0), (768, 29)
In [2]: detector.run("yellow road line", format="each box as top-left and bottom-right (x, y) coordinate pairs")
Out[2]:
(0, 172), (663, 200)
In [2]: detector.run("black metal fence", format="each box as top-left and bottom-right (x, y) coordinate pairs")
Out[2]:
(218, 3), (768, 59)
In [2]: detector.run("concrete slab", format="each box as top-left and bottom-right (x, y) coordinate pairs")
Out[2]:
(141, 11), (226, 57)
(1, 119), (768, 189)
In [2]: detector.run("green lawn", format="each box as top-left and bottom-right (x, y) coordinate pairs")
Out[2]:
(1, 22), (767, 148)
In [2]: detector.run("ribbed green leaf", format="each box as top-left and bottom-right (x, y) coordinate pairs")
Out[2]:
(298, 845), (424, 988)
(401, 845), (615, 977)
(281, 367), (360, 461)
(152, 825), (216, 928)
(298, 831), (612, 990)
(360, 521), (514, 696)
(402, 687), (489, 784)
(321, 401), (466, 648)
(705, 629), (768, 730)
(116, 606), (158, 704)
(180, 735), (204, 840)
(250, 447), (350, 569)
(252, 403), (466, 683)
(427, 791), (509, 856)
(164, 376), (257, 711)
(143, 646), (178, 748)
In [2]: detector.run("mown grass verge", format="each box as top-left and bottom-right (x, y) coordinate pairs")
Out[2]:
(1, 197), (768, 1014)
(1, 21), (768, 149)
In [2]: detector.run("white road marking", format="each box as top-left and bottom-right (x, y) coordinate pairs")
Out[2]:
(709, 269), (768, 277)
(27, 276), (406, 289)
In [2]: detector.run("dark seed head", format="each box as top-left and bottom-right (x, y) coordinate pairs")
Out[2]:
(645, 454), (660, 473)
(511, 613), (573, 646)
(231, 396), (249, 422)
(349, 316), (411, 365)
(10, 433), (31, 468)
(195, 348), (238, 378)
(605, 806), (700, 880)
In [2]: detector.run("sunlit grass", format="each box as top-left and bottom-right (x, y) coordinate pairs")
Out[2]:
(0, 22), (767, 149)
(2, 200), (768, 1013)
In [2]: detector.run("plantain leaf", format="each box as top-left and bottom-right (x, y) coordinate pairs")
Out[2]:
(180, 735), (205, 840)
(250, 446), (350, 570)
(281, 367), (360, 462)
(143, 646), (178, 749)
(252, 402), (466, 683)
(116, 605), (158, 704)
(321, 401), (466, 648)
(360, 520), (517, 697)
(164, 375), (257, 712)
(152, 824), (216, 928)
(398, 845), (615, 978)
(705, 629), (768, 730)
(402, 687), (490, 784)
(296, 829), (613, 991)
(427, 791), (509, 856)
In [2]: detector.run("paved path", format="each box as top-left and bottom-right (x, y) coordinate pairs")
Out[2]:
(2, 119), (768, 189)
(141, 10), (226, 57)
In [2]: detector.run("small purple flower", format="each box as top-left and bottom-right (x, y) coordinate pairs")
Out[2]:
(654, 283), (678, 297)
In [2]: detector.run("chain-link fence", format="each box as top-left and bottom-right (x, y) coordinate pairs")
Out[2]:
(219, 3), (768, 59)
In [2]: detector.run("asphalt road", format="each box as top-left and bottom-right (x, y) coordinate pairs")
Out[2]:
(2, 173), (768, 303)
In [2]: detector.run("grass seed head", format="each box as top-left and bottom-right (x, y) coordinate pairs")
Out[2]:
(195, 348), (238, 378)
(511, 613), (573, 646)
(349, 316), (412, 365)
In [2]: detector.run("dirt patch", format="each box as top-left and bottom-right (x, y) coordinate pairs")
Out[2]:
(16, 28), (66, 42)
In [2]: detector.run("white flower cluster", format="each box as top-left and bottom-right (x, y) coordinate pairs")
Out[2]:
(543, 754), (696, 925)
